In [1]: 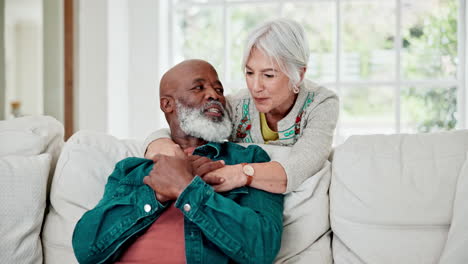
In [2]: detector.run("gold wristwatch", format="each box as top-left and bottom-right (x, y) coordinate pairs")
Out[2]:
(241, 163), (254, 186)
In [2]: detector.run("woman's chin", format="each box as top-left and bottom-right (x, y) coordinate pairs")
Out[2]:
(255, 104), (272, 113)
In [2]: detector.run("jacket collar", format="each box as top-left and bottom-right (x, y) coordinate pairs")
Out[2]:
(193, 142), (223, 158)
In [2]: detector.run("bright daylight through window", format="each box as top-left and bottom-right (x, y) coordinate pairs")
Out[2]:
(168, 0), (464, 143)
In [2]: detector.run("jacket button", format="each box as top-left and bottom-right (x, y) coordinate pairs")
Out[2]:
(144, 204), (151, 213)
(183, 204), (191, 212)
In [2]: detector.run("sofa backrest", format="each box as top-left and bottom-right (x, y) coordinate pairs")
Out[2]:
(0, 115), (64, 180)
(330, 130), (468, 264)
(42, 130), (143, 264)
(43, 132), (333, 264)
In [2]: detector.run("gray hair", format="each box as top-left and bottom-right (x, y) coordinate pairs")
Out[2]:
(242, 18), (310, 91)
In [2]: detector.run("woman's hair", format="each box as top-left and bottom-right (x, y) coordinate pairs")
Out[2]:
(242, 18), (310, 91)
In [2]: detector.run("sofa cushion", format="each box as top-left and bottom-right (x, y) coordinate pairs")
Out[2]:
(0, 154), (51, 264)
(0, 116), (63, 176)
(221, 143), (332, 263)
(0, 116), (64, 264)
(42, 131), (143, 264)
(43, 134), (332, 264)
(330, 130), (468, 264)
(439, 152), (468, 263)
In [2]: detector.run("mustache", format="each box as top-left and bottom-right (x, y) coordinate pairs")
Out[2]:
(201, 101), (226, 115)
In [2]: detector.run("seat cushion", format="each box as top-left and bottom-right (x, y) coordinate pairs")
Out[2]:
(330, 130), (468, 264)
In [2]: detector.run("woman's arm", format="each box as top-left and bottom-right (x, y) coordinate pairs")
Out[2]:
(206, 95), (338, 194)
(142, 93), (338, 194)
(279, 96), (339, 193)
(143, 128), (173, 158)
(204, 161), (287, 193)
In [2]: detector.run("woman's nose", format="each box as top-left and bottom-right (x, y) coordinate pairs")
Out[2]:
(252, 76), (263, 93)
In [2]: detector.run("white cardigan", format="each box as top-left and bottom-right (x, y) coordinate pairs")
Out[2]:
(227, 80), (339, 193)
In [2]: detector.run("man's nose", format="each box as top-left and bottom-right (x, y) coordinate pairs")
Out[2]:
(205, 86), (220, 101)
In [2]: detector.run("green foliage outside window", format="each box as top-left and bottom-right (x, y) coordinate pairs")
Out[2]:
(402, 0), (458, 132)
(175, 0), (461, 134)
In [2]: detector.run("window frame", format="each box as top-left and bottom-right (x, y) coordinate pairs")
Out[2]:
(167, 0), (467, 140)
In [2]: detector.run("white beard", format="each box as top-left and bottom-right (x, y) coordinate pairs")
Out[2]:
(176, 101), (232, 143)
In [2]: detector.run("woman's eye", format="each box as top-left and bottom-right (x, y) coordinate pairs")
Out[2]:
(265, 74), (275, 78)
(245, 71), (253, 76)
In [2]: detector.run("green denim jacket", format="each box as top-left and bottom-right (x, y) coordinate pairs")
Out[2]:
(72, 142), (284, 264)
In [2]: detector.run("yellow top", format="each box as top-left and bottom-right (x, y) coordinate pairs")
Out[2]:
(260, 113), (279, 142)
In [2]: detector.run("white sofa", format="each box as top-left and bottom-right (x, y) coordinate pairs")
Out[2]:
(1, 115), (467, 264)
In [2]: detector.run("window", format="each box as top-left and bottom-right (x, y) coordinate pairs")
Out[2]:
(167, 0), (465, 143)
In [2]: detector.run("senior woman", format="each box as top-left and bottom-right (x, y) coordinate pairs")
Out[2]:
(145, 18), (339, 194)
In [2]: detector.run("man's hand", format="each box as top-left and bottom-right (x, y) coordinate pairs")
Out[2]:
(145, 138), (182, 159)
(189, 155), (225, 183)
(143, 154), (194, 202)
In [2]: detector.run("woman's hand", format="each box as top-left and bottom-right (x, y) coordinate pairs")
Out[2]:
(203, 164), (246, 192)
(145, 138), (181, 159)
(189, 155), (225, 184)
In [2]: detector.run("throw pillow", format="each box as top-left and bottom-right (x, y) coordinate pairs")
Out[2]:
(0, 154), (51, 264)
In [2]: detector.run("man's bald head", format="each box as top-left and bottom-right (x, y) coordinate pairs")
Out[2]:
(159, 59), (217, 98)
(158, 59), (231, 143)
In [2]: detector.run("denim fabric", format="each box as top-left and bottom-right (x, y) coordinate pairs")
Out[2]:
(72, 142), (284, 264)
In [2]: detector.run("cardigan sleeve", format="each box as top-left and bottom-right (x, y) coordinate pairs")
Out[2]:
(142, 128), (171, 156)
(278, 94), (339, 193)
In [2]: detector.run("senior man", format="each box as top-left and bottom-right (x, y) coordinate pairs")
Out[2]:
(72, 59), (284, 264)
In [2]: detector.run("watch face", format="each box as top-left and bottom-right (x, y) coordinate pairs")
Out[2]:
(243, 164), (254, 176)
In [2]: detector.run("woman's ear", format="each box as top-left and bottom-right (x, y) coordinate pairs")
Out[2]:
(160, 96), (175, 114)
(299, 67), (307, 83)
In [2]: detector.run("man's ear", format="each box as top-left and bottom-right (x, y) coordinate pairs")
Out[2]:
(160, 96), (175, 114)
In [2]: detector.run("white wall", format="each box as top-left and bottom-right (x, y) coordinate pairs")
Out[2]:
(75, 0), (108, 133)
(4, 0), (43, 119)
(14, 22), (43, 116)
(43, 0), (63, 123)
(127, 0), (161, 139)
(107, 0), (129, 138)
(464, 0), (468, 128)
(0, 0), (4, 120)
(75, 0), (166, 139)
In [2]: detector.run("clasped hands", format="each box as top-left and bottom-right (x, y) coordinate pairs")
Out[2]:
(143, 145), (245, 203)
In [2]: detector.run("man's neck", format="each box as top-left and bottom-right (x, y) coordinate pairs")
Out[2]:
(170, 129), (207, 150)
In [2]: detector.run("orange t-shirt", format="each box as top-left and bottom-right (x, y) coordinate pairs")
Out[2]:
(116, 204), (186, 264)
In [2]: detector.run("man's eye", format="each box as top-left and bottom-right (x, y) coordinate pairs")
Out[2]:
(215, 88), (224, 94)
(193, 85), (203, 90)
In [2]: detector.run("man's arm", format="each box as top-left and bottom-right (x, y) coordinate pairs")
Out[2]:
(178, 177), (283, 263)
(145, 151), (283, 264)
(72, 158), (167, 264)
